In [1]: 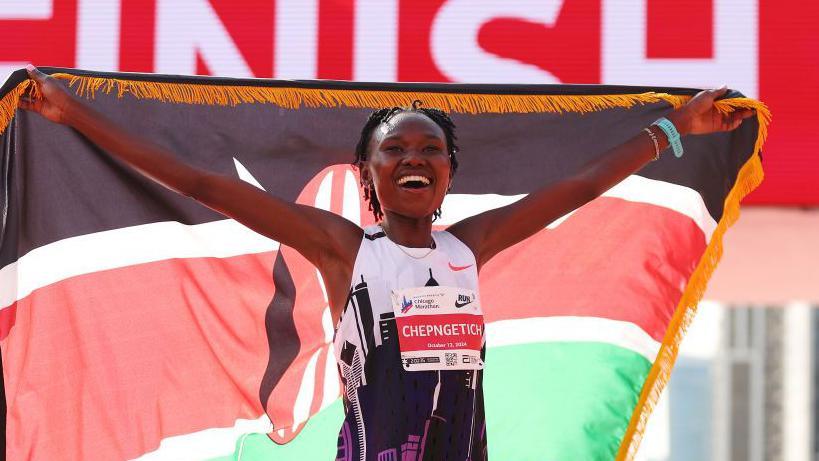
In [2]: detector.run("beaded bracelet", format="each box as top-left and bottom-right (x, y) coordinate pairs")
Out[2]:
(652, 117), (684, 158)
(643, 127), (660, 161)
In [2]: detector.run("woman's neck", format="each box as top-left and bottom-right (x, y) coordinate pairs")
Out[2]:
(380, 212), (434, 248)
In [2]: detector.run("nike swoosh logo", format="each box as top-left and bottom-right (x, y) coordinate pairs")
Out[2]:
(454, 300), (472, 308)
(448, 262), (473, 272)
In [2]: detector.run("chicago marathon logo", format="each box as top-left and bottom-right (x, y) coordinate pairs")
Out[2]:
(401, 295), (414, 313)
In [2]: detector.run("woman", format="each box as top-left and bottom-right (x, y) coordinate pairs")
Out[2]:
(20, 65), (751, 460)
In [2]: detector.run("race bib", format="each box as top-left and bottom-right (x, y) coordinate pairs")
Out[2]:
(390, 286), (484, 372)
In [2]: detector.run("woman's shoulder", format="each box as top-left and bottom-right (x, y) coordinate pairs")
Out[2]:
(433, 229), (477, 265)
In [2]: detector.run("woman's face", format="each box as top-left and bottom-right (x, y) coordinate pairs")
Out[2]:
(363, 112), (452, 220)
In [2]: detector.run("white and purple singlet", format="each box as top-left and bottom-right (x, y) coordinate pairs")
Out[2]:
(334, 225), (487, 461)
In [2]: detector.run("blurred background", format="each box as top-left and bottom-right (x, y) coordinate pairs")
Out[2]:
(1, 1), (816, 459)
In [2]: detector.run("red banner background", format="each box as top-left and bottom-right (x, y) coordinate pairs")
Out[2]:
(0, 0), (814, 204)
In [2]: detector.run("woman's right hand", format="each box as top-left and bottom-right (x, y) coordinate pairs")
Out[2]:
(18, 65), (75, 124)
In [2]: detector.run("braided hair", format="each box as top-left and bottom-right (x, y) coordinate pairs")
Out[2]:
(352, 101), (459, 221)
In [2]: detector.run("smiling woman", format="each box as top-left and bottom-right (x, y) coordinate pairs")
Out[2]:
(17, 65), (754, 461)
(352, 102), (459, 226)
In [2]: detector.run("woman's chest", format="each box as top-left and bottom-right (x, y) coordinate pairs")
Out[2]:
(337, 253), (484, 375)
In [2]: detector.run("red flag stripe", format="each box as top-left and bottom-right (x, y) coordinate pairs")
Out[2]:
(2, 253), (277, 461)
(480, 197), (707, 342)
(0, 219), (278, 312)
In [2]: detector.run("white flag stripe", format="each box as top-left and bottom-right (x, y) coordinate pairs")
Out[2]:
(603, 175), (717, 240)
(437, 193), (526, 225)
(131, 414), (272, 461)
(438, 175), (717, 241)
(486, 316), (661, 362)
(292, 347), (322, 430)
(233, 157), (267, 190)
(0, 175), (713, 311)
(0, 219), (278, 310)
(130, 315), (658, 459)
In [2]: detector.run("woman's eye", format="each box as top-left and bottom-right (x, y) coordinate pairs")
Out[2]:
(385, 146), (403, 152)
(424, 145), (442, 152)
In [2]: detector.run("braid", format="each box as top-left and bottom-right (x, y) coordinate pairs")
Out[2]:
(352, 102), (459, 221)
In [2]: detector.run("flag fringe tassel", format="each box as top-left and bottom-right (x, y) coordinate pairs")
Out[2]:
(616, 98), (770, 461)
(0, 73), (771, 460)
(1, 73), (695, 137)
(1, 74), (768, 138)
(58, 73), (693, 114)
(0, 79), (38, 136)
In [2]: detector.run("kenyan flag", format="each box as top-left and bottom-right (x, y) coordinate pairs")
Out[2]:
(0, 69), (768, 460)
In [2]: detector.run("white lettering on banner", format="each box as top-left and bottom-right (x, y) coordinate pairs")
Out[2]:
(602, 0), (758, 97)
(0, 64), (27, 89)
(76, 0), (121, 71)
(430, 0), (564, 83)
(402, 323), (483, 338)
(0, 0), (52, 18)
(275, 0), (318, 79)
(354, 0), (398, 81)
(0, 0), (53, 83)
(155, 0), (253, 77)
(4, 1), (764, 95)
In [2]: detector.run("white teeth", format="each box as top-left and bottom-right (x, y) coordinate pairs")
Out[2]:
(397, 175), (431, 186)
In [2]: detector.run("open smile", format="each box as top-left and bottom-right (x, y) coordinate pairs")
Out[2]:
(396, 174), (433, 191)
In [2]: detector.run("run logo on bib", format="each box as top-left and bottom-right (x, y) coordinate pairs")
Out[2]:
(390, 286), (485, 371)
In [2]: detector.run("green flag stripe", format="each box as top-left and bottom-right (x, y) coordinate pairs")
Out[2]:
(485, 342), (651, 461)
(213, 341), (650, 461)
(205, 400), (344, 461)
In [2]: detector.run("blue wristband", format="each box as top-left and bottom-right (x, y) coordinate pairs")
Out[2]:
(652, 117), (684, 158)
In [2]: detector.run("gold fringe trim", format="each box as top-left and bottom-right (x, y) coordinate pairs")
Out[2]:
(0, 73), (769, 141)
(0, 73), (691, 136)
(50, 73), (688, 115)
(0, 79), (39, 137)
(616, 101), (770, 461)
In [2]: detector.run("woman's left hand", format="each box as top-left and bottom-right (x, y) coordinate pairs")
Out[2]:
(669, 86), (755, 136)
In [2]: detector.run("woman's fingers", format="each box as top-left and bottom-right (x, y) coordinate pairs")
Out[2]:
(686, 86), (755, 134)
(728, 114), (742, 130)
(688, 87), (726, 117)
(720, 109), (754, 131)
(709, 86), (728, 101)
(18, 98), (40, 113)
(25, 64), (48, 83)
(17, 95), (39, 112)
(696, 86), (727, 104)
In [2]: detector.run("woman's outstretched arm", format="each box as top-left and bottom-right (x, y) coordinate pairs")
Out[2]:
(448, 87), (754, 270)
(19, 66), (362, 273)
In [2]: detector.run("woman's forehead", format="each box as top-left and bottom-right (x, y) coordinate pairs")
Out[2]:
(374, 112), (445, 142)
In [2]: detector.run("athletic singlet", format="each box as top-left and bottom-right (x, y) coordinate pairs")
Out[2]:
(333, 225), (488, 461)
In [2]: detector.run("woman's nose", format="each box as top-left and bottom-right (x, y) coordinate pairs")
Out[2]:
(401, 149), (425, 165)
